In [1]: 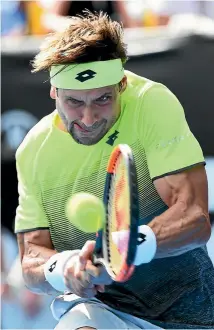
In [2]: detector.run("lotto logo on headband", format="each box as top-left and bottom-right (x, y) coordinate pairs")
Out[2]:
(75, 69), (97, 82)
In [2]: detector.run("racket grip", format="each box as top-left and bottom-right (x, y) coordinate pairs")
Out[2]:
(94, 229), (103, 255)
(92, 254), (103, 267)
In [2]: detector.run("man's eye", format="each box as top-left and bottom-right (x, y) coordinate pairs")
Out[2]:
(67, 98), (83, 105)
(96, 96), (111, 103)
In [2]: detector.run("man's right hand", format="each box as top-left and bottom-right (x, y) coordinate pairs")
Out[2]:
(63, 241), (112, 298)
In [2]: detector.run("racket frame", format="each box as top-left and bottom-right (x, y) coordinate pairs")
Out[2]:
(97, 144), (139, 282)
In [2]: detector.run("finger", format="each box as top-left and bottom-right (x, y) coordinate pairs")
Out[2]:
(64, 273), (94, 293)
(74, 260), (83, 278)
(90, 266), (113, 285)
(79, 241), (96, 270)
(64, 263), (85, 285)
(74, 261), (94, 285)
(64, 262), (75, 279)
(85, 261), (101, 277)
(79, 271), (92, 287)
(73, 257), (89, 278)
(75, 277), (94, 289)
(96, 285), (105, 293)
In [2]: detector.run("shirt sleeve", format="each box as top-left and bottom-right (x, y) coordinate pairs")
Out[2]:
(15, 145), (49, 233)
(139, 84), (205, 181)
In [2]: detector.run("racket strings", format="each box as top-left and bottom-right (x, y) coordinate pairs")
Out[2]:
(105, 164), (117, 269)
(101, 145), (139, 282)
(107, 155), (130, 274)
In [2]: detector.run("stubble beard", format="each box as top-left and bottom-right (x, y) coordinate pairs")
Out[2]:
(69, 119), (108, 145)
(58, 109), (117, 145)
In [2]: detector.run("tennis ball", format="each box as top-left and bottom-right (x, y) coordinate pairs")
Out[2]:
(66, 192), (105, 233)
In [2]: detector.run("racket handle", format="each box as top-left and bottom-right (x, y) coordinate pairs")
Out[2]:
(92, 255), (104, 267)
(94, 229), (103, 255)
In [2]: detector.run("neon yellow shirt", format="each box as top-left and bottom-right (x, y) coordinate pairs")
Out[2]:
(15, 70), (204, 237)
(15, 71), (210, 325)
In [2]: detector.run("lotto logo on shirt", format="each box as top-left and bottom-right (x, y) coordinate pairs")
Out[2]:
(106, 130), (119, 146)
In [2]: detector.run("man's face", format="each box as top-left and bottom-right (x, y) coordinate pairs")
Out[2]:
(51, 83), (124, 145)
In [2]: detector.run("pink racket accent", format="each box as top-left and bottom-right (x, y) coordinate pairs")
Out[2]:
(111, 230), (130, 254)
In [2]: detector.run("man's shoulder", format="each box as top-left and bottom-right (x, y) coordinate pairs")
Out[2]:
(125, 70), (166, 98)
(16, 111), (55, 161)
(125, 70), (153, 86)
(124, 70), (173, 107)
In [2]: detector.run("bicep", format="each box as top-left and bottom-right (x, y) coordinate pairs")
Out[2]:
(154, 164), (209, 211)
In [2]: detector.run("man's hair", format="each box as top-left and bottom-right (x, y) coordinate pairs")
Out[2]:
(32, 11), (128, 72)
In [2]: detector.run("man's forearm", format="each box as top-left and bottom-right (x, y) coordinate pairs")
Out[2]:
(22, 244), (59, 295)
(149, 201), (211, 258)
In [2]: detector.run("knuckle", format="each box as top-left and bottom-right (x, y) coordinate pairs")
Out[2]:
(63, 269), (69, 279)
(64, 266), (74, 279)
(82, 240), (95, 252)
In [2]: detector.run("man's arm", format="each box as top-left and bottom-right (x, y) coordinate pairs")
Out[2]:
(17, 229), (59, 295)
(17, 230), (105, 297)
(149, 164), (211, 258)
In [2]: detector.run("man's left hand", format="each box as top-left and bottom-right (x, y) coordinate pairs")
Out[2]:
(79, 241), (113, 292)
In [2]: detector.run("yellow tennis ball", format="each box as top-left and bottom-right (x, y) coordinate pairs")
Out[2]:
(66, 192), (105, 233)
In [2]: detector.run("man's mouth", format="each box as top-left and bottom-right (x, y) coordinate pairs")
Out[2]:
(73, 122), (105, 133)
(74, 123), (88, 132)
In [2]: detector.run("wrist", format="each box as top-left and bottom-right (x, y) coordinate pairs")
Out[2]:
(44, 250), (80, 292)
(134, 225), (157, 265)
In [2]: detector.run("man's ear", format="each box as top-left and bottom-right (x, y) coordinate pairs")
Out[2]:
(50, 86), (57, 99)
(120, 76), (127, 93)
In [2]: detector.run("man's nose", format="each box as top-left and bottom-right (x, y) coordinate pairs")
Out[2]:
(81, 107), (96, 126)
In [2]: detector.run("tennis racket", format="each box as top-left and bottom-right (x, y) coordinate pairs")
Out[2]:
(92, 144), (139, 282)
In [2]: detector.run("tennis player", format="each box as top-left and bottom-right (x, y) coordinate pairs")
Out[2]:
(15, 12), (214, 330)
